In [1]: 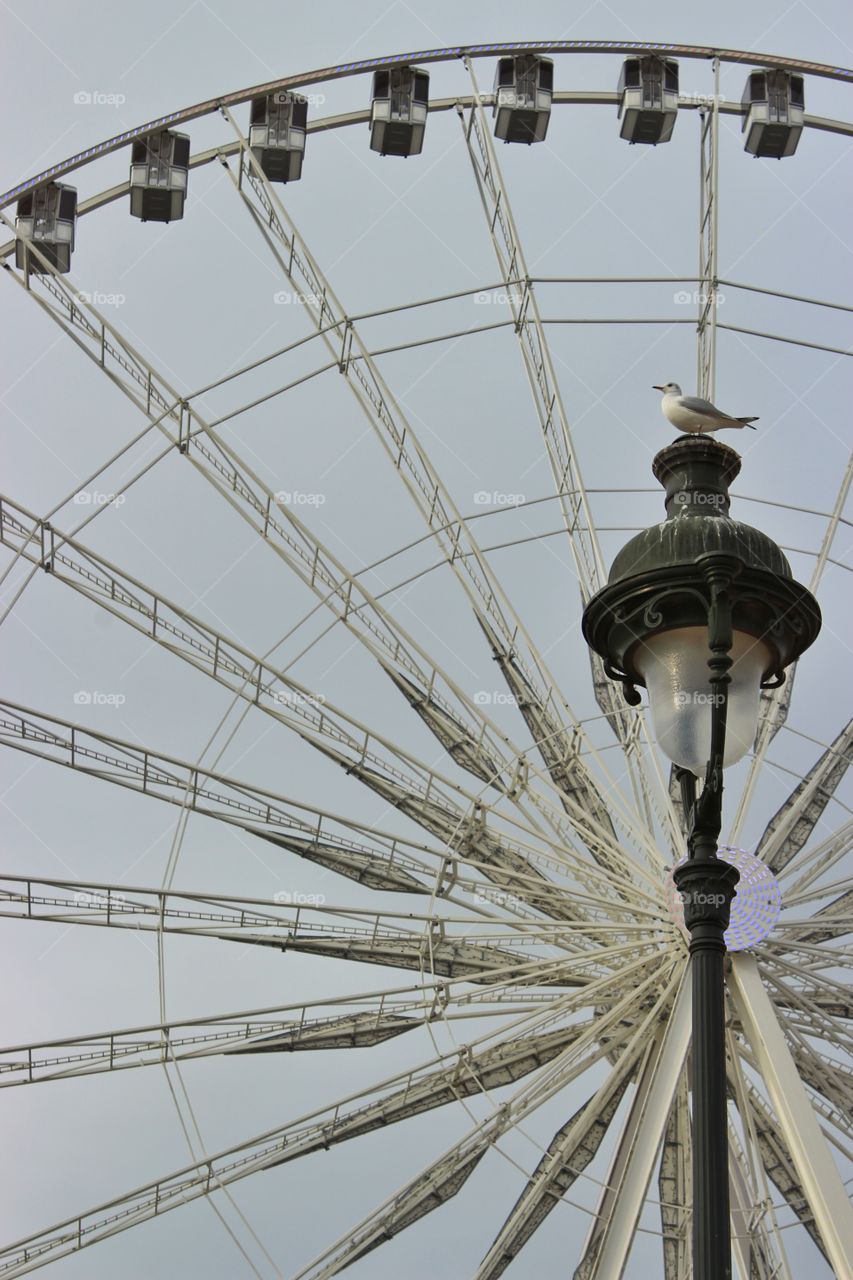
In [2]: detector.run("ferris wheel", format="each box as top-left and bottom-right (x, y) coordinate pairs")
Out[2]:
(0, 39), (851, 1280)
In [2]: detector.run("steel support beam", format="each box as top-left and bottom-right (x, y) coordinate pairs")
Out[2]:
(573, 968), (691, 1279)
(729, 953), (853, 1280)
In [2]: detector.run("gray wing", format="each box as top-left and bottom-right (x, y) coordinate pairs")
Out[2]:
(676, 395), (734, 419)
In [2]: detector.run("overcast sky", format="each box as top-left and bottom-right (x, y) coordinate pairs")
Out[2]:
(1, 2), (851, 1277)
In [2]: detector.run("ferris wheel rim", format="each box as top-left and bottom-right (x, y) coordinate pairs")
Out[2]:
(2, 37), (853, 210)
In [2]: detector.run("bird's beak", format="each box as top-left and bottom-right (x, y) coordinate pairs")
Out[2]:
(652, 385), (665, 391)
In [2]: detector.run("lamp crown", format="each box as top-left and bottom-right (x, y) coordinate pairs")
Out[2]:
(653, 434), (741, 521)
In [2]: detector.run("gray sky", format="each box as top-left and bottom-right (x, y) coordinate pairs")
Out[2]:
(1, 1), (851, 1277)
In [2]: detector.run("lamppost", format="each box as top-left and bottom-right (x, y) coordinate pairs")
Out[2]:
(582, 433), (821, 1280)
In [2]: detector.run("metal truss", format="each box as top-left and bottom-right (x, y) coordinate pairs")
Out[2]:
(658, 1072), (692, 1280)
(455, 58), (681, 859)
(730, 954), (853, 1280)
(728, 1125), (787, 1280)
(0, 956), (674, 1277)
(217, 112), (675, 873)
(571, 974), (691, 1279)
(475, 1075), (632, 1278)
(757, 716), (853, 872)
(0, 971), (600, 1089)
(697, 59), (721, 403)
(0, 230), (670, 890)
(0, 874), (668, 985)
(783, 818), (853, 897)
(1, 701), (649, 924)
(0, 702), (452, 897)
(3, 495), (666, 926)
(737, 449), (853, 838)
(295, 963), (682, 1279)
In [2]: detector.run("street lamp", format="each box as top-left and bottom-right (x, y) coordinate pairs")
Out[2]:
(582, 433), (821, 1280)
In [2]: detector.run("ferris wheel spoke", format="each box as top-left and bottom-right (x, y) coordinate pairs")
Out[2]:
(3, 873), (630, 986)
(0, 703), (665, 946)
(773, 1038), (853, 1138)
(3, 500), (632, 924)
(0, 871), (668, 988)
(473, 616), (655, 893)
(0, 264), (673, 898)
(758, 950), (853, 1024)
(726, 1029), (799, 1280)
(754, 980), (853, 1109)
(456, 65), (605, 603)
(571, 969), (690, 1280)
(729, 954), (853, 1279)
(734, 446), (853, 842)
(216, 117), (668, 877)
(0, 958), (667, 1276)
(2, 239), (654, 872)
(457, 63), (681, 856)
(731, 1063), (833, 1267)
(727, 1125), (789, 1280)
(781, 817), (853, 897)
(754, 716), (853, 873)
(474, 1074), (633, 1279)
(658, 1070), (692, 1280)
(0, 702), (456, 896)
(0, 971), (576, 1089)
(296, 957), (680, 1278)
(782, 886), (853, 943)
(457, 69), (635, 754)
(0, 1007), (424, 1087)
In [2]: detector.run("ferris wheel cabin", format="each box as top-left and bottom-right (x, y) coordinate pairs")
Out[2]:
(369, 66), (429, 156)
(492, 55), (554, 144)
(617, 56), (679, 144)
(249, 92), (308, 182)
(741, 69), (805, 157)
(129, 129), (190, 222)
(15, 183), (77, 273)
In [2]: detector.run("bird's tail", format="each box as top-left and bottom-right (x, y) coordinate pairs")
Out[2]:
(737, 416), (759, 429)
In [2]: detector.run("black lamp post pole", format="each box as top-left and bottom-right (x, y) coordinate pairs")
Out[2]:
(673, 558), (740, 1280)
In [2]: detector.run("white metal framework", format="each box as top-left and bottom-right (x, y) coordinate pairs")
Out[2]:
(0, 40), (851, 1280)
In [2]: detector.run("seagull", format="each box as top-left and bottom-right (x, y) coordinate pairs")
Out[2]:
(653, 382), (759, 433)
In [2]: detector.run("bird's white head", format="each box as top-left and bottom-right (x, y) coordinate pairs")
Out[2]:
(652, 382), (682, 396)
